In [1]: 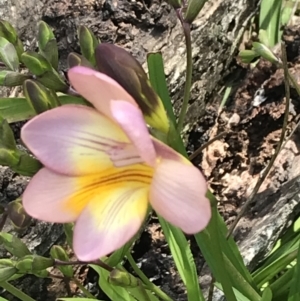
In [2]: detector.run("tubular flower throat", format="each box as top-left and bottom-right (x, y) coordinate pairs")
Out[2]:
(21, 66), (211, 261)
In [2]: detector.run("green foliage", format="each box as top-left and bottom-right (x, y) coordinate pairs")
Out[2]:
(24, 79), (59, 114)
(259, 0), (282, 47)
(0, 232), (31, 258)
(38, 21), (59, 70)
(78, 25), (99, 66)
(0, 19), (24, 58)
(6, 200), (32, 230)
(184, 0), (208, 24)
(0, 37), (19, 71)
(50, 245), (74, 278)
(0, 4), (298, 301)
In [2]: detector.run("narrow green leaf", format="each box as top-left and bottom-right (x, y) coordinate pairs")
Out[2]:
(59, 299), (105, 301)
(254, 221), (300, 273)
(253, 245), (298, 287)
(184, 0), (208, 24)
(194, 193), (259, 301)
(219, 85), (232, 113)
(209, 206), (237, 301)
(259, 0), (282, 47)
(158, 217), (205, 301)
(147, 52), (176, 126)
(269, 267), (293, 297)
(215, 283), (252, 301)
(281, 0), (296, 26)
(288, 240), (300, 301)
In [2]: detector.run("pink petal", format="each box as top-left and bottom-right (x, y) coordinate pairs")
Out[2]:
(21, 105), (141, 176)
(68, 66), (138, 119)
(110, 100), (156, 166)
(23, 164), (153, 228)
(150, 158), (211, 234)
(22, 168), (85, 222)
(152, 137), (184, 161)
(73, 186), (149, 261)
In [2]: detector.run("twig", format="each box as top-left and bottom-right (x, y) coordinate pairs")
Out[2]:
(227, 42), (291, 238)
(189, 131), (229, 161)
(176, 10), (193, 133)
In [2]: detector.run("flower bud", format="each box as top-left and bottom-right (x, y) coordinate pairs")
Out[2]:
(0, 232), (31, 258)
(78, 25), (99, 66)
(238, 49), (259, 64)
(0, 259), (17, 282)
(24, 79), (59, 114)
(37, 70), (68, 92)
(67, 52), (94, 69)
(38, 21), (58, 70)
(63, 223), (74, 247)
(21, 52), (68, 91)
(12, 152), (42, 177)
(0, 70), (30, 86)
(16, 255), (54, 273)
(21, 51), (52, 76)
(33, 269), (49, 278)
(252, 42), (279, 64)
(6, 199), (32, 230)
(50, 245), (73, 278)
(0, 37), (19, 71)
(0, 20), (24, 58)
(109, 269), (138, 288)
(0, 115), (19, 167)
(95, 43), (169, 133)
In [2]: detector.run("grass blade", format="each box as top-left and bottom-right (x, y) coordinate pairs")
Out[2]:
(287, 240), (300, 301)
(259, 0), (282, 47)
(147, 52), (176, 126)
(158, 217), (205, 301)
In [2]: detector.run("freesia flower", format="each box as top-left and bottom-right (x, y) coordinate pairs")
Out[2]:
(21, 66), (211, 261)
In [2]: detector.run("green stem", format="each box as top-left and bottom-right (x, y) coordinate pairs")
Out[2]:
(0, 282), (36, 301)
(72, 278), (97, 299)
(126, 252), (175, 301)
(176, 18), (193, 133)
